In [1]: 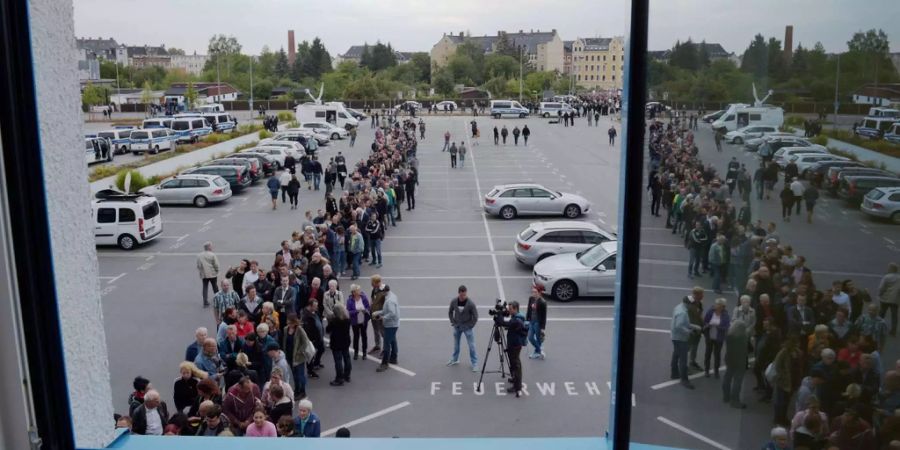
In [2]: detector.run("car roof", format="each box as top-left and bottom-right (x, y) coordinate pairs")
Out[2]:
(844, 174), (899, 181)
(493, 183), (545, 190)
(874, 186), (900, 192)
(173, 173), (218, 180)
(187, 165), (240, 171)
(529, 221), (601, 232)
(599, 240), (618, 253)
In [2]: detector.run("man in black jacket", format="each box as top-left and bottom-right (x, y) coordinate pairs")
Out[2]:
(494, 301), (527, 397)
(131, 390), (169, 435)
(526, 287), (547, 359)
(447, 285), (479, 370)
(404, 168), (417, 210)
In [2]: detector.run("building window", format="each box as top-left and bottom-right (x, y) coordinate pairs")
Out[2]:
(613, 65), (616, 72)
(612, 75), (616, 81)
(603, 55), (607, 61)
(613, 55), (616, 61)
(602, 75), (606, 81)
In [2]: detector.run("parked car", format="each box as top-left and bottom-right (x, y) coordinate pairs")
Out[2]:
(861, 187), (900, 224)
(805, 160), (865, 186)
(254, 141), (306, 158)
(139, 174), (231, 208)
(298, 121), (349, 140)
(240, 147), (288, 168)
(838, 175), (900, 207)
(129, 128), (177, 155)
(724, 125), (779, 144)
(345, 107), (367, 120)
(826, 167), (896, 195)
(97, 128), (134, 155)
(205, 158), (258, 182)
(514, 221), (615, 266)
(182, 165), (251, 192)
(773, 146), (828, 168)
(85, 137), (113, 164)
(231, 152), (275, 176)
(484, 183), (591, 220)
(433, 100), (458, 111)
(394, 101), (422, 112)
(790, 154), (850, 177)
(702, 110), (725, 123)
(532, 241), (618, 302)
(92, 192), (162, 250)
(743, 134), (804, 152)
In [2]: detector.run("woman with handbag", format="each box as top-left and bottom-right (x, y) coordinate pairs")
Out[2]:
(282, 313), (311, 400)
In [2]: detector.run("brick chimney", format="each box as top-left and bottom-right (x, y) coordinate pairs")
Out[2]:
(288, 30), (296, 65)
(783, 25), (793, 62)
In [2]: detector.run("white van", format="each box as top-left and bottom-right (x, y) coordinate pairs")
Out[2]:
(142, 118), (173, 129)
(203, 113), (238, 133)
(856, 116), (896, 139)
(129, 128), (177, 155)
(774, 146), (828, 168)
(538, 102), (575, 118)
(198, 103), (225, 113)
(97, 128), (134, 154)
(712, 105), (784, 132)
(92, 193), (163, 250)
(885, 122), (900, 144)
(490, 100), (529, 118)
(170, 117), (213, 143)
(295, 103), (359, 130)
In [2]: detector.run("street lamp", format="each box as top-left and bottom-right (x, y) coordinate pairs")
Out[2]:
(519, 45), (524, 102)
(249, 55), (254, 122)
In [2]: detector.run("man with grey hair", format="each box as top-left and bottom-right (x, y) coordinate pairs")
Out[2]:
(212, 279), (239, 326)
(130, 389), (168, 435)
(196, 241), (220, 308)
(185, 327), (209, 362)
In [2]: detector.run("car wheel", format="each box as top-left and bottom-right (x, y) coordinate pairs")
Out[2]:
(193, 196), (208, 208)
(493, 113), (501, 119)
(119, 145), (128, 154)
(734, 137), (743, 145)
(191, 136), (198, 144)
(500, 205), (517, 220)
(892, 211), (900, 225)
(552, 280), (578, 302)
(543, 113), (550, 118)
(564, 204), (582, 218)
(537, 253), (554, 263)
(117, 234), (136, 250)
(151, 145), (159, 155)
(519, 113), (527, 118)
(132, 151), (140, 156)
(331, 132), (340, 140)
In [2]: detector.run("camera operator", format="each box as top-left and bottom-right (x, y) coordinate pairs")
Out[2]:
(447, 285), (479, 371)
(493, 301), (527, 397)
(526, 286), (547, 359)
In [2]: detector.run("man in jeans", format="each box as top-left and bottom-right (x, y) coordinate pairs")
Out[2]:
(670, 297), (699, 389)
(196, 241), (220, 308)
(686, 221), (708, 279)
(447, 285), (479, 371)
(708, 234), (726, 294)
(348, 224), (364, 280)
(374, 287), (400, 372)
(369, 275), (388, 356)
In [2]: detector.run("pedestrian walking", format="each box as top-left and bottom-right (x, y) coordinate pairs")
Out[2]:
(501, 126), (508, 145)
(287, 175), (300, 210)
(714, 129), (723, 152)
(458, 142), (467, 168)
(790, 177), (804, 216)
(447, 285), (479, 371)
(448, 142), (458, 168)
(349, 127), (357, 147)
(278, 170), (291, 204)
(266, 174), (280, 210)
(335, 152), (347, 188)
(648, 174), (662, 216)
(374, 287), (400, 372)
(493, 126), (499, 145)
(780, 184), (794, 222)
(419, 119), (426, 140)
(443, 131), (450, 152)
(594, 111), (600, 126)
(608, 126), (617, 146)
(526, 286), (547, 359)
(196, 242), (220, 308)
(310, 157), (323, 191)
(522, 125), (530, 145)
(512, 126), (521, 146)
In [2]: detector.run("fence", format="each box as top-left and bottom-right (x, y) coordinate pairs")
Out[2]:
(662, 101), (874, 116)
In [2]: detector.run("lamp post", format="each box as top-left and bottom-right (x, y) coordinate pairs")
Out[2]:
(833, 54), (840, 133)
(519, 45), (524, 102)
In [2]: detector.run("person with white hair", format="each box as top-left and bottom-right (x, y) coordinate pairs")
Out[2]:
(130, 389), (169, 435)
(293, 399), (321, 437)
(762, 426), (790, 450)
(322, 279), (343, 323)
(185, 327), (209, 362)
(196, 241), (220, 308)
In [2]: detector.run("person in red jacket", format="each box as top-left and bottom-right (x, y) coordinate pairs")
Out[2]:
(222, 376), (261, 435)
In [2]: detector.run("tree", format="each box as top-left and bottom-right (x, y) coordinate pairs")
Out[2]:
(483, 54), (518, 79)
(206, 34), (242, 77)
(274, 48), (290, 79)
(741, 34), (769, 79)
(184, 81), (198, 110)
(493, 32), (520, 60)
(252, 79), (273, 100)
(408, 52), (431, 83)
(167, 47), (186, 55)
(669, 39), (699, 71)
(846, 28), (895, 85)
(139, 81), (154, 115)
(455, 40), (486, 82)
(446, 54), (478, 85)
(431, 68), (455, 96)
(308, 37), (333, 78)
(697, 40), (711, 68)
(766, 37), (787, 81)
(362, 42), (397, 71)
(81, 82), (104, 116)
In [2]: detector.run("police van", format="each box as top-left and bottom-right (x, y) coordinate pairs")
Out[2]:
(199, 103), (225, 113)
(129, 128), (177, 155)
(856, 115), (898, 139)
(490, 100), (529, 118)
(295, 102), (359, 130)
(538, 102), (576, 118)
(203, 112), (238, 133)
(97, 127), (134, 155)
(170, 117), (213, 143)
(92, 192), (163, 250)
(142, 118), (173, 129)
(885, 122), (900, 144)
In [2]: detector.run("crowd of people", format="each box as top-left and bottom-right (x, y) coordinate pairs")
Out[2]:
(117, 114), (438, 438)
(652, 115), (900, 449)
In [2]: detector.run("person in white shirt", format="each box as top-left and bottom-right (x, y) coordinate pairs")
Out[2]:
(131, 389), (169, 435)
(790, 177), (805, 216)
(832, 280), (852, 316)
(243, 261), (260, 292)
(279, 170), (292, 203)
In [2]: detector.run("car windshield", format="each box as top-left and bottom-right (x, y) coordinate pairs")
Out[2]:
(577, 244), (609, 268)
(171, 121), (189, 131)
(130, 131), (148, 139)
(97, 132), (114, 139)
(518, 228), (537, 241)
(213, 177), (228, 187)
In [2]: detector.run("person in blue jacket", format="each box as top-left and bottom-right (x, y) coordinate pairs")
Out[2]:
(493, 301), (527, 397)
(266, 173), (280, 210)
(293, 399), (321, 437)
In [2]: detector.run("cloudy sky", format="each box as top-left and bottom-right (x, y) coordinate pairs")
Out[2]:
(74, 0), (898, 56)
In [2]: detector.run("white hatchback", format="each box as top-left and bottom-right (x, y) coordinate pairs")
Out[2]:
(514, 221), (616, 266)
(299, 121), (350, 140)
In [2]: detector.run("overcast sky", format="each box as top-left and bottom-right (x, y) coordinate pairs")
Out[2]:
(74, 0), (898, 56)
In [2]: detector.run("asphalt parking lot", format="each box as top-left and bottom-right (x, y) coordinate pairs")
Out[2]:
(97, 113), (628, 438)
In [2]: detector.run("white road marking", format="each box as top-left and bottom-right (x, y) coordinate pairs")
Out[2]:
(606, 381), (636, 407)
(640, 242), (683, 248)
(860, 228), (873, 234)
(321, 401), (412, 437)
(656, 416), (732, 450)
(465, 125), (506, 301)
(144, 255), (154, 262)
(99, 273), (126, 284)
(203, 219), (214, 226)
(197, 226), (211, 233)
(176, 234), (189, 241)
(651, 359), (756, 390)
(637, 314), (671, 320)
(886, 237), (896, 245)
(164, 220), (203, 224)
(636, 327), (670, 333)
(638, 283), (704, 292)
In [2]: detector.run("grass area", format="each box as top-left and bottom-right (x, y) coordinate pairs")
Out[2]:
(821, 129), (900, 159)
(277, 111), (294, 121)
(87, 124), (265, 182)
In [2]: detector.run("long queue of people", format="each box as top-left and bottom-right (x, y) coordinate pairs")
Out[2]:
(116, 116), (427, 438)
(651, 117), (900, 449)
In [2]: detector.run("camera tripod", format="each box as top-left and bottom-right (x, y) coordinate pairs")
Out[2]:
(475, 320), (510, 394)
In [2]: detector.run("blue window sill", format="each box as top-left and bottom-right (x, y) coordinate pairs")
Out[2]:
(85, 431), (683, 450)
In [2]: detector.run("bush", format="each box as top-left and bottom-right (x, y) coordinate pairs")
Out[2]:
(115, 170), (148, 193)
(89, 165), (119, 181)
(826, 147), (859, 161)
(202, 133), (233, 145)
(277, 111), (294, 121)
(821, 130), (900, 158)
(258, 130), (273, 140)
(235, 123), (263, 135)
(784, 116), (805, 127)
(234, 141), (260, 152)
(809, 135), (829, 146)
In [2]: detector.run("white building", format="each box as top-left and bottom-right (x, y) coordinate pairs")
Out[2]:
(168, 54), (208, 75)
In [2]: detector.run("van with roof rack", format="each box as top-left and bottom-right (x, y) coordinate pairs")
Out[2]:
(92, 192), (163, 250)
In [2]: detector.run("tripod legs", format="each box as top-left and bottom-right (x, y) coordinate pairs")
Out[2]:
(476, 323), (510, 393)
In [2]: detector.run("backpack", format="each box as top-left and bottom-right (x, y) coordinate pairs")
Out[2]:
(350, 233), (364, 254)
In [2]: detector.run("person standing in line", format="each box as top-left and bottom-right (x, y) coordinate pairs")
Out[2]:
(213, 280), (240, 326)
(708, 235), (726, 294)
(803, 183), (819, 224)
(671, 295), (700, 389)
(684, 287), (705, 371)
(374, 286), (400, 372)
(753, 164), (765, 201)
(442, 131), (451, 151)
(879, 263), (900, 336)
(300, 301), (325, 379)
(348, 224), (364, 280)
(493, 126), (499, 145)
(326, 303), (352, 386)
(512, 126), (521, 146)
(346, 284), (370, 360)
(196, 242), (220, 308)
(404, 169), (417, 211)
(493, 301), (527, 396)
(458, 142), (467, 168)
(266, 173), (280, 210)
(365, 212), (383, 268)
(279, 170), (292, 204)
(447, 285), (479, 371)
(703, 298), (730, 378)
(522, 125), (530, 146)
(369, 275), (388, 356)
(526, 286), (547, 359)
(608, 125), (617, 146)
(648, 174), (662, 217)
(448, 142), (458, 168)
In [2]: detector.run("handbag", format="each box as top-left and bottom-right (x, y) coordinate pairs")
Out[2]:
(303, 339), (316, 361)
(764, 362), (777, 384)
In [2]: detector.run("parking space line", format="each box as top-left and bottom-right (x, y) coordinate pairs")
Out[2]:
(640, 242), (682, 248)
(464, 125), (505, 301)
(656, 416), (732, 450)
(203, 219), (214, 226)
(321, 401), (412, 437)
(164, 220), (203, 224)
(637, 314), (671, 320)
(636, 327), (669, 334)
(99, 273), (126, 284)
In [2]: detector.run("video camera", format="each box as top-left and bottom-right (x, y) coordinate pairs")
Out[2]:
(487, 298), (508, 317)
